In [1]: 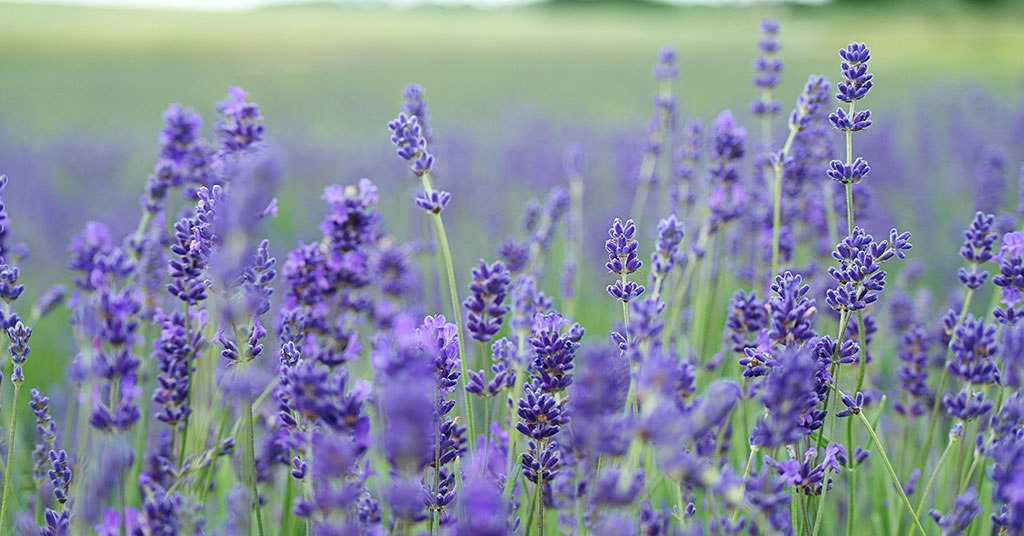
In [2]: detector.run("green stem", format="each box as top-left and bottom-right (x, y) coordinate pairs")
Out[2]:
(502, 333), (528, 502)
(422, 173), (475, 450)
(842, 387), (927, 536)
(845, 416), (855, 536)
(731, 445), (760, 524)
(525, 478), (541, 536)
(244, 384), (265, 536)
(0, 383), (21, 534)
(770, 128), (798, 278)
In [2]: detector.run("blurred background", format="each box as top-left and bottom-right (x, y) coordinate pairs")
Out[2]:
(1, 0), (1024, 380)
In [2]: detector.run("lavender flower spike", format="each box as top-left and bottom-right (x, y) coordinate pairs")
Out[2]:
(605, 218), (645, 304)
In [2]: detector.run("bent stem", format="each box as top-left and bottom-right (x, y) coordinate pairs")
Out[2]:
(0, 383), (21, 534)
(913, 431), (957, 527)
(839, 386), (926, 536)
(421, 172), (475, 449)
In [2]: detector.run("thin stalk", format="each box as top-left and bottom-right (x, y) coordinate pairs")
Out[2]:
(845, 416), (855, 536)
(0, 383), (21, 534)
(731, 445), (760, 524)
(502, 333), (528, 501)
(178, 302), (193, 468)
(841, 386), (927, 536)
(791, 488), (802, 536)
(421, 172), (475, 449)
(243, 377), (265, 536)
(822, 183), (840, 253)
(662, 223), (710, 349)
(525, 478), (541, 536)
(770, 128), (798, 278)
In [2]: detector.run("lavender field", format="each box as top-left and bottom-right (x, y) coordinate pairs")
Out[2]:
(1, 2), (1024, 535)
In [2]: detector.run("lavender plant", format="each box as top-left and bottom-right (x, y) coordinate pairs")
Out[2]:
(0, 24), (1020, 536)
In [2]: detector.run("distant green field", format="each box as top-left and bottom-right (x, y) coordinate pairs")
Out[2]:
(0, 1), (1022, 140)
(1, 1), (1023, 392)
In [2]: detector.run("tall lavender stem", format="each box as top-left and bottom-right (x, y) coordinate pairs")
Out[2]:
(389, 108), (476, 448)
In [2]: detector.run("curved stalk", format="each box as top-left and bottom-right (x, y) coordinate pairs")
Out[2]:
(421, 173), (475, 449)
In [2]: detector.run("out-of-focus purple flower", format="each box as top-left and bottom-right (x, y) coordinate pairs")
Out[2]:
(707, 110), (747, 228)
(975, 146), (1007, 215)
(498, 237), (530, 274)
(994, 231), (1024, 325)
(789, 75), (830, 131)
(649, 215), (684, 287)
(402, 83), (432, 144)
(750, 346), (826, 448)
(727, 290), (765, 356)
(1000, 322), (1024, 389)
(414, 189), (451, 214)
(929, 487), (981, 536)
(764, 443), (843, 496)
(894, 325), (933, 418)
(751, 18), (782, 118)
(216, 86), (264, 155)
(31, 284), (66, 320)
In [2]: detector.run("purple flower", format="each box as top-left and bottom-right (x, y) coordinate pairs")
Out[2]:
(894, 325), (933, 418)
(765, 271), (817, 347)
(751, 346), (826, 448)
(388, 112), (434, 177)
(605, 218), (642, 275)
(216, 86), (264, 155)
(958, 212), (997, 289)
(31, 284), (66, 320)
(836, 42), (873, 103)
(402, 83), (432, 143)
(6, 319), (30, 384)
(947, 315), (999, 386)
(464, 260), (511, 342)
(836, 391), (864, 418)
(726, 290), (766, 356)
(751, 19), (783, 118)
(789, 75), (831, 131)
(498, 237), (530, 274)
(825, 227), (912, 314)
(826, 157), (870, 185)
(929, 487), (981, 536)
(706, 110), (747, 227)
(943, 388), (993, 421)
(649, 214), (685, 285)
(764, 443), (843, 495)
(414, 189), (451, 215)
(974, 146), (1007, 215)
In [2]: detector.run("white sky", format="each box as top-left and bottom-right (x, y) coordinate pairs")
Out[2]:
(4, 0), (781, 9)
(3, 0), (539, 8)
